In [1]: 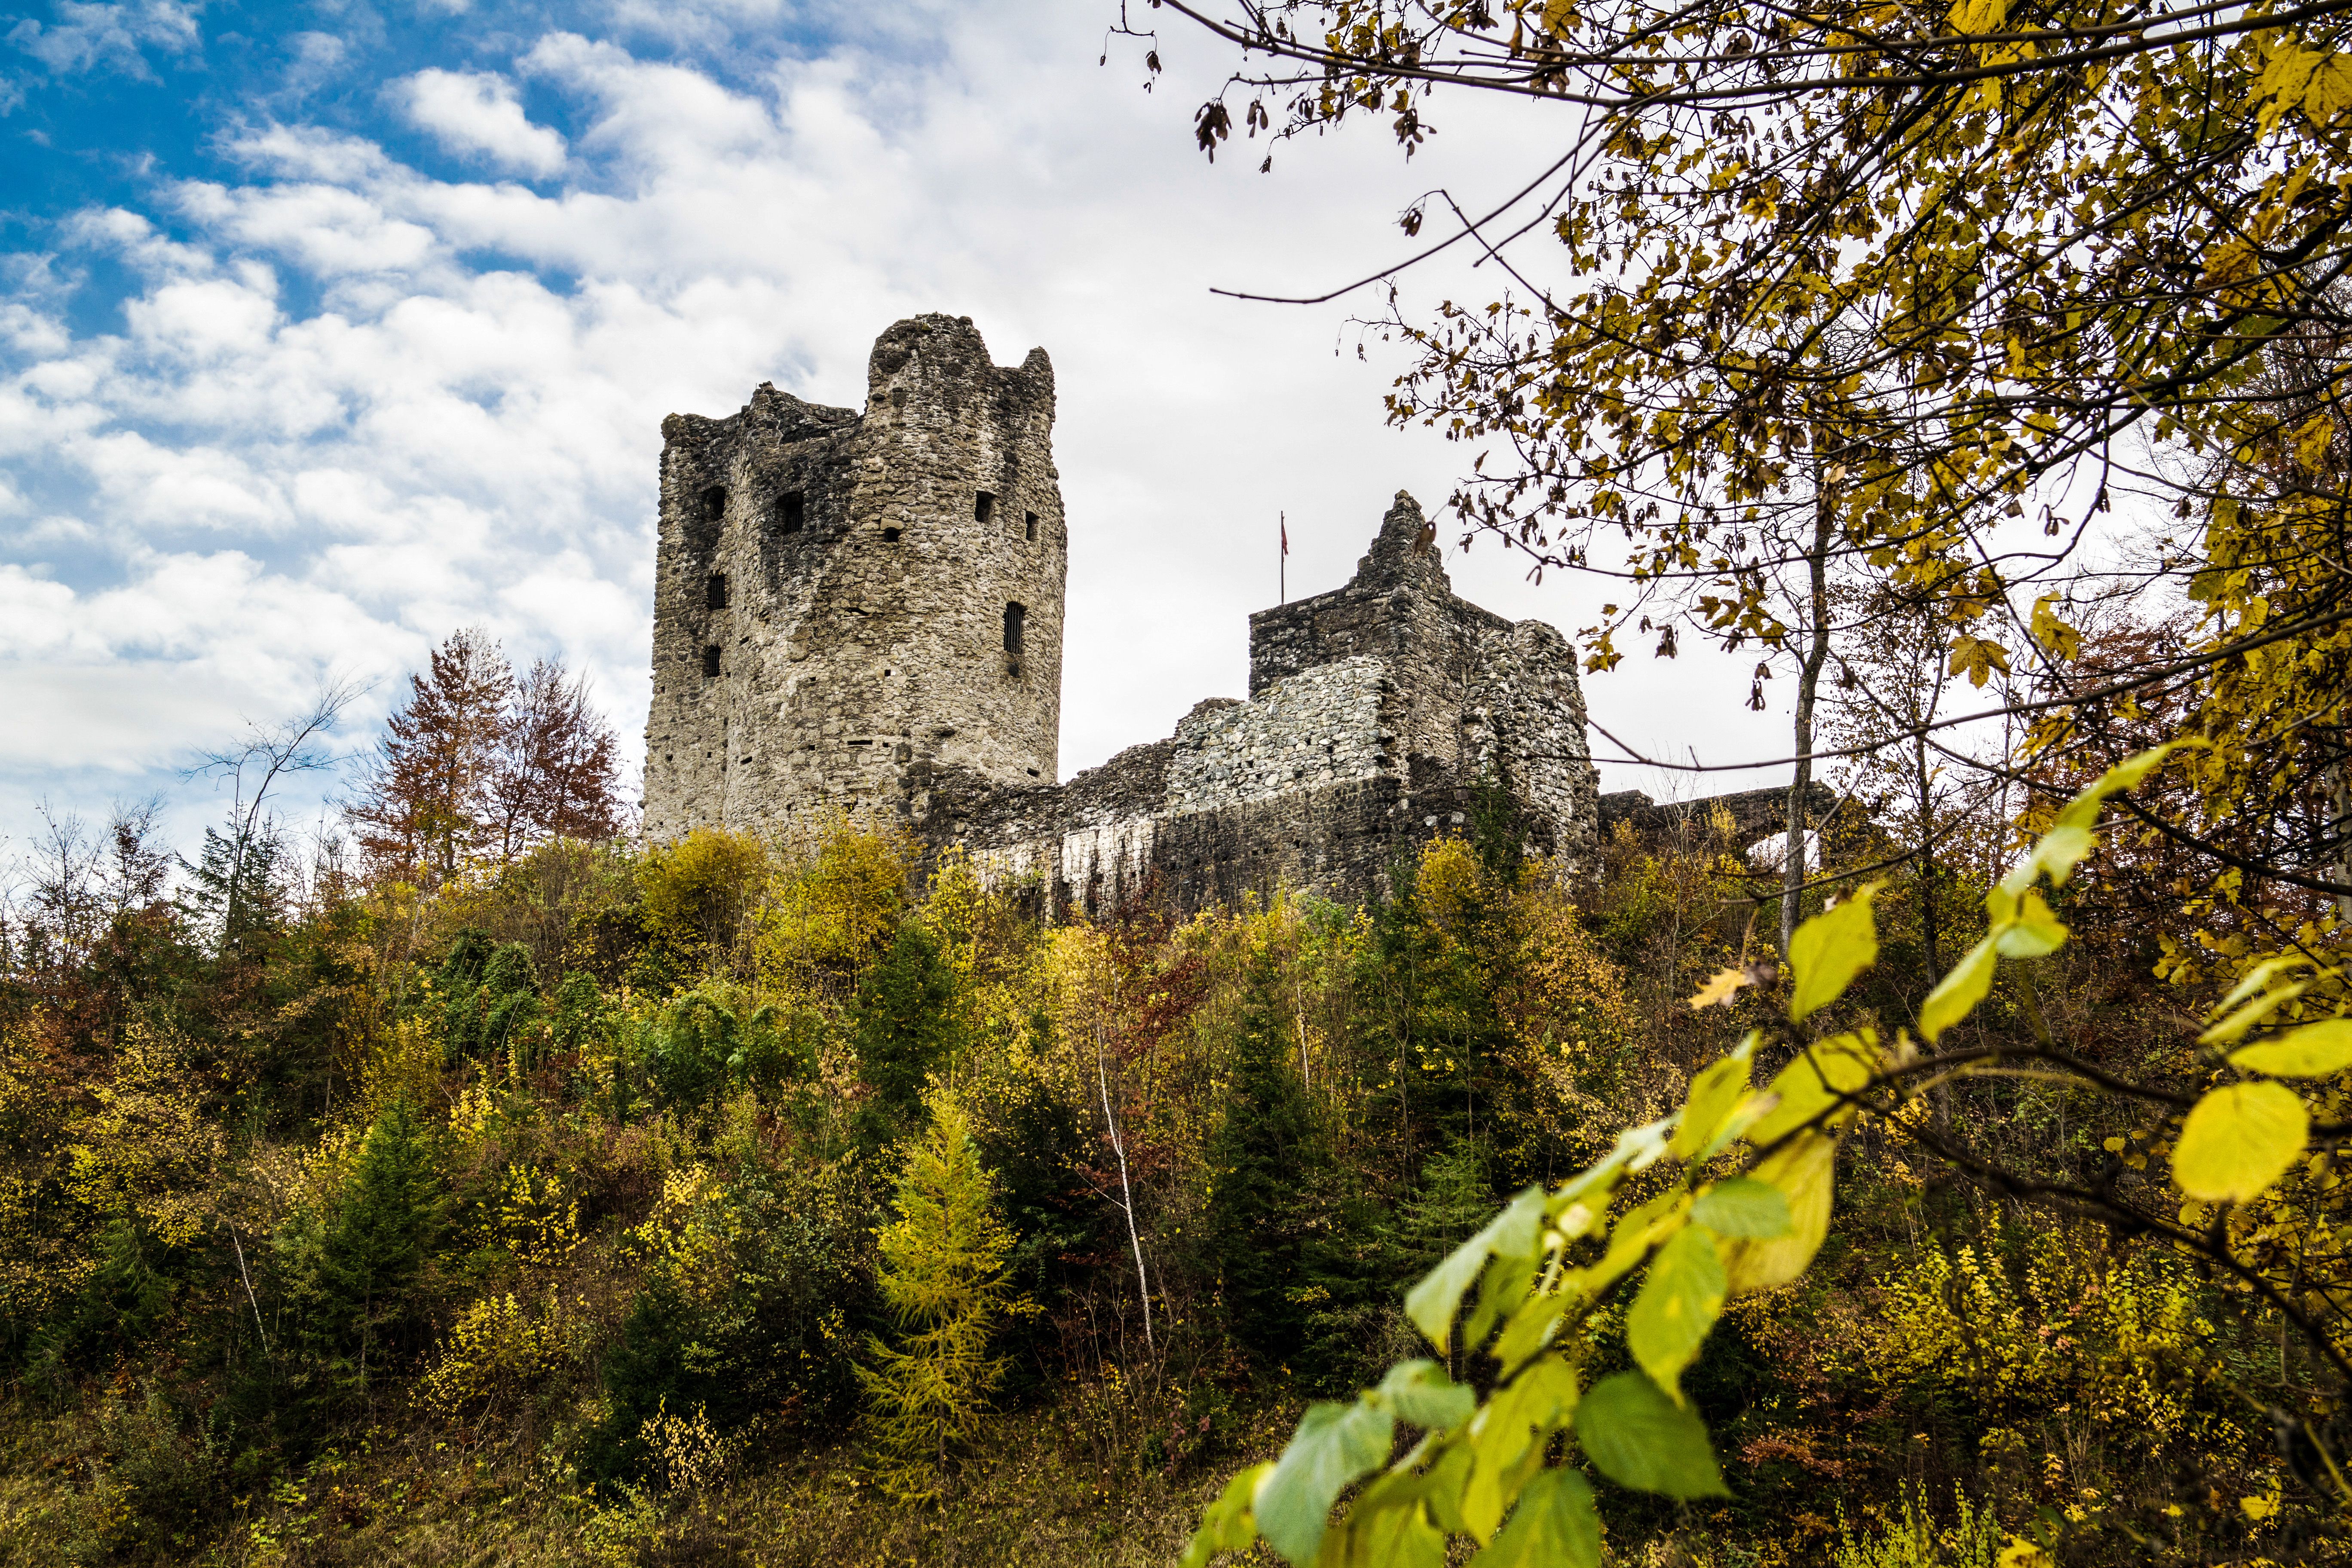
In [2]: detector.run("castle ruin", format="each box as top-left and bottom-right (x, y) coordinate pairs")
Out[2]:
(643, 315), (1601, 914)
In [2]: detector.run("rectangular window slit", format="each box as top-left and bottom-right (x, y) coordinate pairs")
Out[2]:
(707, 573), (728, 608)
(701, 645), (720, 677)
(974, 491), (995, 525)
(1024, 511), (1038, 541)
(776, 492), (805, 533)
(1003, 600), (1025, 655)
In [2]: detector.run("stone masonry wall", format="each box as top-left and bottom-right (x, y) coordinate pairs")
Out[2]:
(915, 491), (1603, 919)
(643, 315), (1067, 841)
(642, 317), (1603, 919)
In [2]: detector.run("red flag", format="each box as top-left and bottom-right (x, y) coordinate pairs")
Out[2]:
(1280, 513), (1289, 556)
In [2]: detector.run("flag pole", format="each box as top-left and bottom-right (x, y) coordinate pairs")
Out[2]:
(1280, 510), (1287, 604)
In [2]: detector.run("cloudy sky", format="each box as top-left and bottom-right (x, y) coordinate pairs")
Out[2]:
(0, 0), (1795, 861)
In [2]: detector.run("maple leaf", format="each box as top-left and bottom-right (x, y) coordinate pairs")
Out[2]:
(1689, 966), (1752, 1010)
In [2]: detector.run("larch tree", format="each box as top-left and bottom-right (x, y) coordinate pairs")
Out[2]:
(344, 630), (624, 883)
(858, 1094), (1024, 1504)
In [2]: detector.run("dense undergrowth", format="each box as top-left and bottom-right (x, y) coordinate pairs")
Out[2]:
(0, 787), (2327, 1565)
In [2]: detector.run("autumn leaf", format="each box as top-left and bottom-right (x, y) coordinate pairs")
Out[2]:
(1687, 967), (1751, 1010)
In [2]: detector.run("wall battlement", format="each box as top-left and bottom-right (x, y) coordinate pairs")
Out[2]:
(644, 317), (1601, 916)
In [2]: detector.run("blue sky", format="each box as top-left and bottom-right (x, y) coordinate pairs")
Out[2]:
(0, 0), (1786, 868)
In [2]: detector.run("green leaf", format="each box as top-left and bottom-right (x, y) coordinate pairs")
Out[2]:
(1571, 1371), (1731, 1499)
(1405, 1185), (1545, 1354)
(1786, 884), (1880, 1022)
(2171, 1082), (2309, 1204)
(1692, 1177), (1792, 1238)
(1670, 1052), (1753, 1161)
(2231, 1019), (2352, 1078)
(1718, 1131), (1834, 1295)
(1467, 1468), (1600, 1568)
(1627, 1226), (1726, 1397)
(2000, 822), (2096, 893)
(1317, 1469), (1448, 1568)
(1919, 934), (1997, 1043)
(1374, 1360), (1477, 1431)
(2052, 743), (2183, 832)
(1747, 1031), (1877, 1146)
(1470, 1354), (1580, 1484)
(1256, 1400), (1395, 1566)
(1583, 1190), (1690, 1303)
(1991, 888), (2068, 959)
(1179, 1462), (1270, 1568)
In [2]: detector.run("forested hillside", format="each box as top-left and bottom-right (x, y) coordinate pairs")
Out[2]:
(0, 619), (2341, 1565)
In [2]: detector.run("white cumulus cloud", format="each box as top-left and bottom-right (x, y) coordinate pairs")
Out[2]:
(398, 68), (569, 178)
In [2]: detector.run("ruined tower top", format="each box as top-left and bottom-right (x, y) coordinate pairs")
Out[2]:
(641, 315), (1069, 841)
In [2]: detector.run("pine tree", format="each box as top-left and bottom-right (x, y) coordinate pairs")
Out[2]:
(858, 1095), (1022, 1504)
(1204, 944), (1320, 1369)
(851, 922), (962, 1144)
(319, 1099), (444, 1387)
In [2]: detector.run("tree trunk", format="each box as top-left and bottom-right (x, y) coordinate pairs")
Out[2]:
(2333, 742), (2352, 926)
(1096, 1022), (1154, 1354)
(1782, 473), (1836, 957)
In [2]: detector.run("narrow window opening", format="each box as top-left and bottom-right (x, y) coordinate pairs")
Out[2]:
(882, 526), (902, 542)
(974, 491), (995, 526)
(706, 573), (728, 609)
(1024, 511), (1038, 542)
(1002, 600), (1026, 655)
(700, 486), (727, 521)
(701, 645), (720, 677)
(776, 492), (805, 533)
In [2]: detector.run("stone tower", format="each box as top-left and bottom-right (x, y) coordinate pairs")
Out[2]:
(642, 315), (1066, 839)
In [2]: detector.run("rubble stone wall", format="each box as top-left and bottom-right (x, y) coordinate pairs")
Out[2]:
(642, 314), (1066, 842)
(645, 317), (1604, 919)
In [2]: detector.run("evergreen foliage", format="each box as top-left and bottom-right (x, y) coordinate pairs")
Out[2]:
(1203, 946), (1320, 1369)
(313, 1099), (444, 1386)
(851, 922), (962, 1143)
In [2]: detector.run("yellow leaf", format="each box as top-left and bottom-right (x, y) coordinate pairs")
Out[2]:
(2309, 54), (2352, 123)
(1948, 0), (2006, 34)
(2198, 980), (2312, 1047)
(2027, 593), (2080, 659)
(2171, 1082), (2308, 1204)
(1687, 966), (1750, 1010)
(1946, 634), (2010, 689)
(1671, 1053), (1752, 1161)
(2230, 1018), (2352, 1078)
(2255, 43), (2323, 136)
(1786, 884), (1880, 1023)
(1719, 1132), (1834, 1295)
(2294, 412), (2337, 471)
(1919, 934), (1997, 1042)
(1747, 1032), (1878, 1145)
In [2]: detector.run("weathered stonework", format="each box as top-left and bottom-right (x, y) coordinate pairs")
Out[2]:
(644, 316), (1603, 917)
(642, 314), (1066, 839)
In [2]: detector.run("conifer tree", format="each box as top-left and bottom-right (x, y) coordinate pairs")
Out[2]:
(319, 1099), (444, 1387)
(858, 1094), (1021, 1504)
(850, 922), (962, 1145)
(1204, 944), (1320, 1368)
